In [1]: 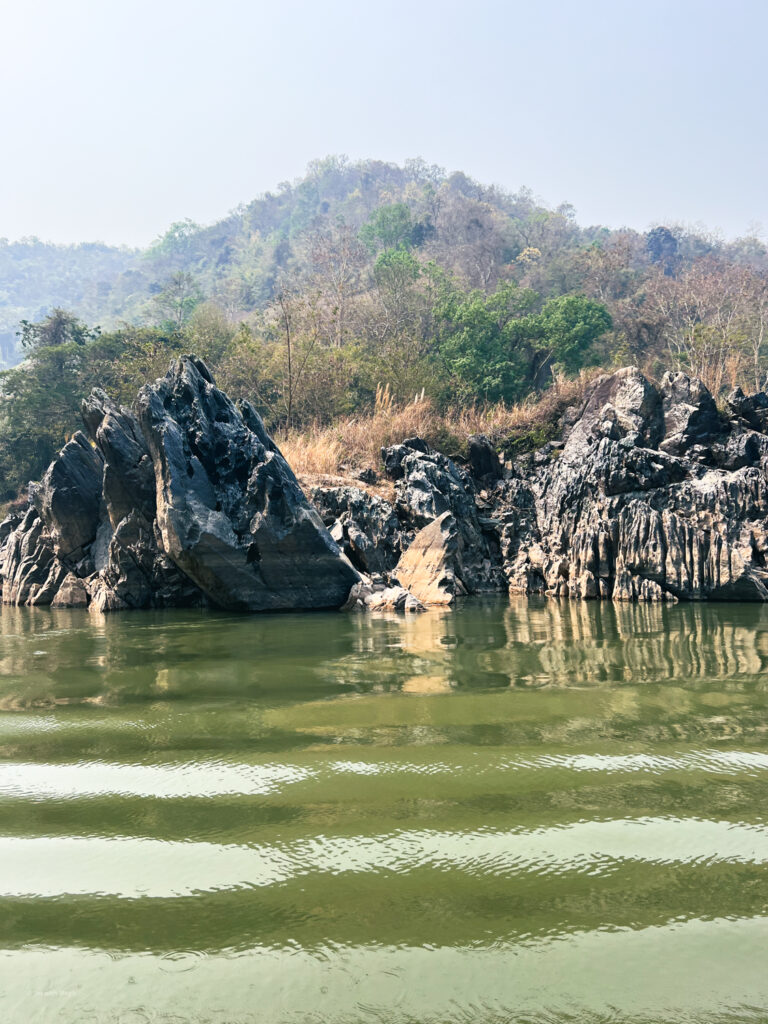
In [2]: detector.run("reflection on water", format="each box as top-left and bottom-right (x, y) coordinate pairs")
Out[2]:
(0, 598), (767, 1022)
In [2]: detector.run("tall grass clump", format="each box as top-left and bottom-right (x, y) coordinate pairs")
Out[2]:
(278, 370), (599, 479)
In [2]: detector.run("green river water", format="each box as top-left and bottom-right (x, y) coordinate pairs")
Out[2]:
(0, 597), (767, 1023)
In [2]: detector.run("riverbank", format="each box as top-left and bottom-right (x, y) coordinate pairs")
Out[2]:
(3, 357), (768, 610)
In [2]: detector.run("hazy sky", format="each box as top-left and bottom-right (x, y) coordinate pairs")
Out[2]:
(1, 0), (765, 247)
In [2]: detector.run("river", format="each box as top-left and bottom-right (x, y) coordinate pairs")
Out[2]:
(0, 598), (767, 1023)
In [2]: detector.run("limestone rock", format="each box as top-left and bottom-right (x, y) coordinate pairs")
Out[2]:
(2, 357), (359, 613)
(135, 356), (359, 611)
(727, 386), (768, 432)
(31, 431), (103, 559)
(310, 485), (402, 576)
(393, 511), (466, 605)
(342, 580), (425, 612)
(381, 436), (430, 480)
(659, 371), (724, 455)
(51, 573), (89, 608)
(385, 441), (504, 594)
(1, 508), (67, 606)
(563, 366), (663, 456)
(467, 434), (503, 482)
(82, 389), (155, 528)
(7, 361), (768, 611)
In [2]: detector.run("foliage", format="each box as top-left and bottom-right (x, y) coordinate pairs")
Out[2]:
(18, 308), (101, 351)
(531, 294), (613, 372)
(4, 158), (768, 501)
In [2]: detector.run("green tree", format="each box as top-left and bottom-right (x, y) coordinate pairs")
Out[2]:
(149, 271), (204, 330)
(435, 281), (539, 402)
(532, 294), (613, 375)
(18, 308), (100, 351)
(360, 203), (414, 252)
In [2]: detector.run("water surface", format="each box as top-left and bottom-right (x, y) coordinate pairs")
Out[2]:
(1, 598), (767, 1023)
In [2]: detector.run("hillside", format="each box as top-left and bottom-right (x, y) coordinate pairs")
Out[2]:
(6, 155), (768, 369)
(3, 155), (768, 502)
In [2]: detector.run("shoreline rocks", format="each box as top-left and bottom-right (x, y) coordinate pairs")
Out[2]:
(1, 357), (359, 612)
(313, 366), (768, 606)
(4, 360), (768, 611)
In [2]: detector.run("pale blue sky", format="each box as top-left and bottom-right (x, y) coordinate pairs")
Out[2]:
(0, 0), (764, 246)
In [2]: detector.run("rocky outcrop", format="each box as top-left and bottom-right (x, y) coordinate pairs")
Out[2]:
(342, 580), (425, 613)
(30, 432), (103, 560)
(386, 439), (504, 593)
(393, 512), (465, 605)
(134, 357), (358, 611)
(310, 485), (402, 576)
(2, 357), (359, 612)
(659, 371), (724, 456)
(312, 366), (768, 606)
(7, 360), (768, 611)
(1, 507), (67, 606)
(495, 367), (768, 602)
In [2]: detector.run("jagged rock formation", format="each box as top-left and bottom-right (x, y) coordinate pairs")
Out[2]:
(1, 357), (359, 611)
(393, 512), (465, 605)
(495, 367), (768, 602)
(314, 366), (768, 605)
(6, 361), (768, 611)
(311, 485), (402, 576)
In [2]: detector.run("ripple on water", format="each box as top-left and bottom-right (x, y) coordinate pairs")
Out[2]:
(1, 600), (767, 1023)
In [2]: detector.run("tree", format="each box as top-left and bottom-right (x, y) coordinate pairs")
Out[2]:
(435, 281), (539, 403)
(532, 295), (613, 376)
(360, 203), (415, 252)
(149, 272), (203, 329)
(18, 308), (99, 351)
(304, 223), (367, 348)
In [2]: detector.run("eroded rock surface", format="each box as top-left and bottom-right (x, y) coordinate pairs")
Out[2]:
(313, 366), (768, 605)
(497, 368), (768, 602)
(393, 512), (465, 605)
(6, 361), (768, 611)
(2, 357), (359, 611)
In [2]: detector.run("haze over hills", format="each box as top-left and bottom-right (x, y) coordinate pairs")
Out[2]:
(3, 155), (767, 369)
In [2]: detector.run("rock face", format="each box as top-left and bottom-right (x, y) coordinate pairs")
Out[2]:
(6, 360), (768, 611)
(393, 512), (465, 605)
(497, 367), (768, 602)
(1, 357), (359, 611)
(135, 357), (358, 611)
(313, 366), (768, 605)
(310, 485), (402, 576)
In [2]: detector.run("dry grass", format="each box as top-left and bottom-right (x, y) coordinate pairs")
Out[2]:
(278, 370), (600, 477)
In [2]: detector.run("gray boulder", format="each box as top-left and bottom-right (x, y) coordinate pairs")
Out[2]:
(467, 434), (504, 482)
(310, 484), (402, 576)
(659, 371), (724, 455)
(387, 443), (504, 593)
(31, 431), (103, 559)
(135, 357), (359, 611)
(563, 366), (664, 456)
(727, 386), (768, 432)
(393, 511), (466, 605)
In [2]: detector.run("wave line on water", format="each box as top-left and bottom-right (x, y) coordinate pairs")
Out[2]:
(0, 747), (766, 803)
(2, 816), (768, 898)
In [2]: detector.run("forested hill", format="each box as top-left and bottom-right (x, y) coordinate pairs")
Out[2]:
(5, 154), (768, 368)
(0, 240), (140, 367)
(4, 155), (768, 501)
